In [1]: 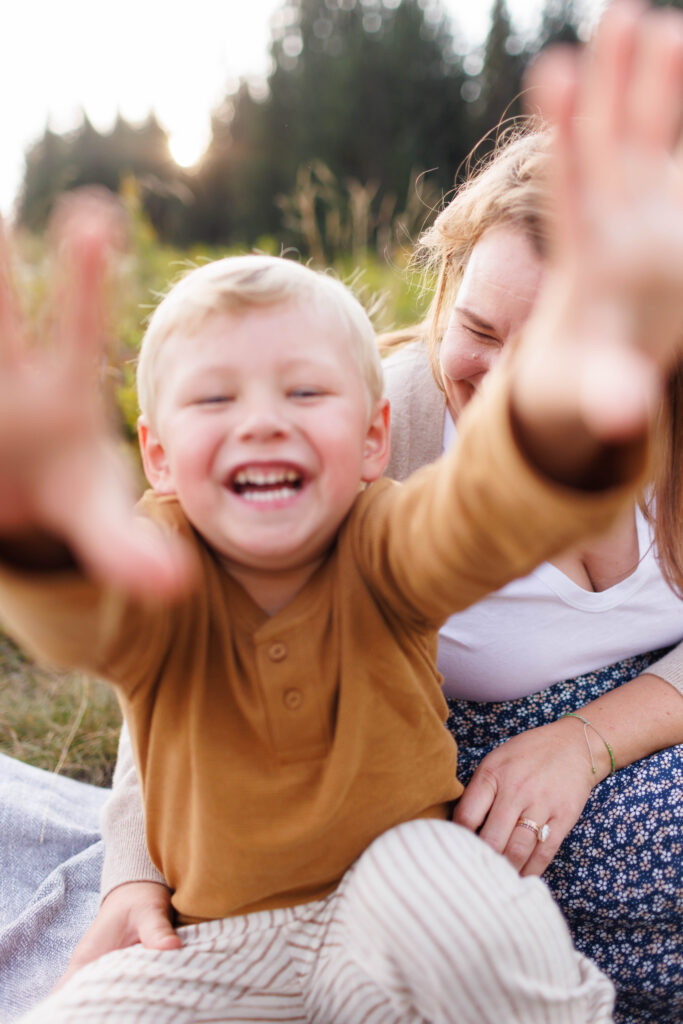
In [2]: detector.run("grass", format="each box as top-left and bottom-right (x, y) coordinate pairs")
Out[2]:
(0, 632), (122, 787)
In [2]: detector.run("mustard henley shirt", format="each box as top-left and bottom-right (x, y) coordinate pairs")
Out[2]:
(0, 369), (642, 922)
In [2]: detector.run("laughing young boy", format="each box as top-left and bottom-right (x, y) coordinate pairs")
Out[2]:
(4, 249), (620, 1023)
(4, 5), (683, 1021)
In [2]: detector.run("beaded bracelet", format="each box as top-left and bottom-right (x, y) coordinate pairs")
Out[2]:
(561, 712), (616, 776)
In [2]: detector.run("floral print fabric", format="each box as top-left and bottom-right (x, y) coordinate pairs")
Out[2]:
(446, 649), (682, 1024)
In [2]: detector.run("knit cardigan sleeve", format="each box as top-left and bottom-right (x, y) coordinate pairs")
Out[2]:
(647, 642), (683, 696)
(99, 724), (166, 899)
(382, 342), (445, 480)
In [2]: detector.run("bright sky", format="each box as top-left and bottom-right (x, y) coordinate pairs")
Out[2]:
(1, 0), (603, 218)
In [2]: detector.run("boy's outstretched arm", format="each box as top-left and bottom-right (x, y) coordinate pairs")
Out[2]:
(0, 191), (192, 596)
(511, 0), (683, 487)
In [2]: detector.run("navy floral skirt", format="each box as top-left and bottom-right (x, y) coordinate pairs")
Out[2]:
(446, 648), (682, 1024)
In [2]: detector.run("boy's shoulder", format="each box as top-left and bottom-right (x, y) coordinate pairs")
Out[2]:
(135, 490), (198, 543)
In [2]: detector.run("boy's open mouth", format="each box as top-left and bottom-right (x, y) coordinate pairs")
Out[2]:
(229, 464), (305, 503)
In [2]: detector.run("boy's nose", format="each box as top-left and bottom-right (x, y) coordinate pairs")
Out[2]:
(236, 407), (290, 442)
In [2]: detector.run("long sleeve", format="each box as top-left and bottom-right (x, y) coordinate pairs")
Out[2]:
(647, 640), (683, 697)
(382, 342), (446, 480)
(356, 362), (649, 631)
(99, 723), (165, 900)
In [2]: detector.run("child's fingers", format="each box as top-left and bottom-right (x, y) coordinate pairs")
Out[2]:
(523, 48), (580, 262)
(579, 337), (661, 442)
(579, 0), (643, 190)
(36, 438), (196, 599)
(627, 10), (683, 152)
(72, 481), (196, 599)
(49, 189), (124, 377)
(72, 510), (197, 600)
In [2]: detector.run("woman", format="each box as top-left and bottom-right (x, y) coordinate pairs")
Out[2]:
(71, 129), (683, 1024)
(380, 128), (683, 1024)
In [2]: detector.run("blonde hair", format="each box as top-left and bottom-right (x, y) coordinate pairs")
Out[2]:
(380, 126), (554, 383)
(425, 127), (554, 382)
(137, 254), (384, 426)
(382, 122), (683, 593)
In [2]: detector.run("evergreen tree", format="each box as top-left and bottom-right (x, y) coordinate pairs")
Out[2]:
(17, 113), (188, 239)
(225, 0), (469, 250)
(537, 0), (580, 48)
(475, 0), (526, 141)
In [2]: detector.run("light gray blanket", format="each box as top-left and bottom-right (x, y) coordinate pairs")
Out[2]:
(0, 754), (107, 1021)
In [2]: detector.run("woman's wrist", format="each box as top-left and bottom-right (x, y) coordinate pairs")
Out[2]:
(553, 714), (614, 784)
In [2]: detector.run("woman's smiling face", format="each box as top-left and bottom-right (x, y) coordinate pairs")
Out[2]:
(439, 224), (544, 421)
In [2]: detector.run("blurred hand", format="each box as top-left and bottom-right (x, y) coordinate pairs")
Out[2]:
(514, 1), (683, 459)
(453, 719), (599, 876)
(56, 881), (180, 990)
(0, 188), (192, 595)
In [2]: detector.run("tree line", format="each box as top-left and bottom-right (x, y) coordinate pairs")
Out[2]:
(16, 0), (682, 259)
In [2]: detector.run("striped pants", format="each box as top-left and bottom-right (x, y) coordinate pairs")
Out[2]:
(20, 820), (615, 1023)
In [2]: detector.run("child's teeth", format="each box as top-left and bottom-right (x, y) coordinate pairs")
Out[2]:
(242, 486), (297, 502)
(234, 466), (300, 487)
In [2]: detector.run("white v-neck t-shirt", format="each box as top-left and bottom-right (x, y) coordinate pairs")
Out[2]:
(437, 414), (683, 701)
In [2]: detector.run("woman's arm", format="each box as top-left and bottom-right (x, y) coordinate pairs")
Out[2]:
(454, 649), (683, 876)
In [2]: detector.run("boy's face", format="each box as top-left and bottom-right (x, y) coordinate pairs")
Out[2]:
(139, 301), (389, 576)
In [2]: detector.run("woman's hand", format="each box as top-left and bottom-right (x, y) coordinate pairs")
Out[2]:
(0, 190), (192, 596)
(55, 881), (181, 990)
(453, 718), (603, 876)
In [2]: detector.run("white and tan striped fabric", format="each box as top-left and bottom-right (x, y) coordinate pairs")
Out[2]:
(21, 821), (615, 1024)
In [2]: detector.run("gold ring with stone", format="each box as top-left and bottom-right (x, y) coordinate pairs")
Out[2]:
(516, 817), (550, 843)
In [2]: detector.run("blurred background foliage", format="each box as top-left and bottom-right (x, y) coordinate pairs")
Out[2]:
(15, 0), (683, 264)
(15, 0), (599, 263)
(5, 0), (683, 783)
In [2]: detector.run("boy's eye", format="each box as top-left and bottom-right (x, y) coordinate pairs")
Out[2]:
(288, 387), (325, 399)
(196, 395), (234, 405)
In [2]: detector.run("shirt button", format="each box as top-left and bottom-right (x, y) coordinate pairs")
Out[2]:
(268, 642), (287, 662)
(283, 688), (303, 711)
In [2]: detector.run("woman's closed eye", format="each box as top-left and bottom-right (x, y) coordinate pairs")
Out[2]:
(462, 323), (500, 345)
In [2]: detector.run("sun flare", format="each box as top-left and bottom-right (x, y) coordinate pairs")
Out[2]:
(168, 127), (210, 169)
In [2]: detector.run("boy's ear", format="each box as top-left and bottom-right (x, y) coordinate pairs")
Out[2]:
(361, 398), (391, 483)
(138, 416), (176, 494)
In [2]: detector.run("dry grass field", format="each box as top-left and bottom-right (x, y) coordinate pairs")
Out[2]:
(0, 632), (122, 787)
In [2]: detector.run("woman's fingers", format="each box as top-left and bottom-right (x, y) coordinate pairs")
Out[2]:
(478, 793), (572, 876)
(452, 765), (498, 833)
(519, 818), (567, 877)
(455, 722), (597, 876)
(454, 764), (540, 871)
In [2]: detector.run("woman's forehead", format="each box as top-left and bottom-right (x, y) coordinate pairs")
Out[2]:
(458, 225), (544, 321)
